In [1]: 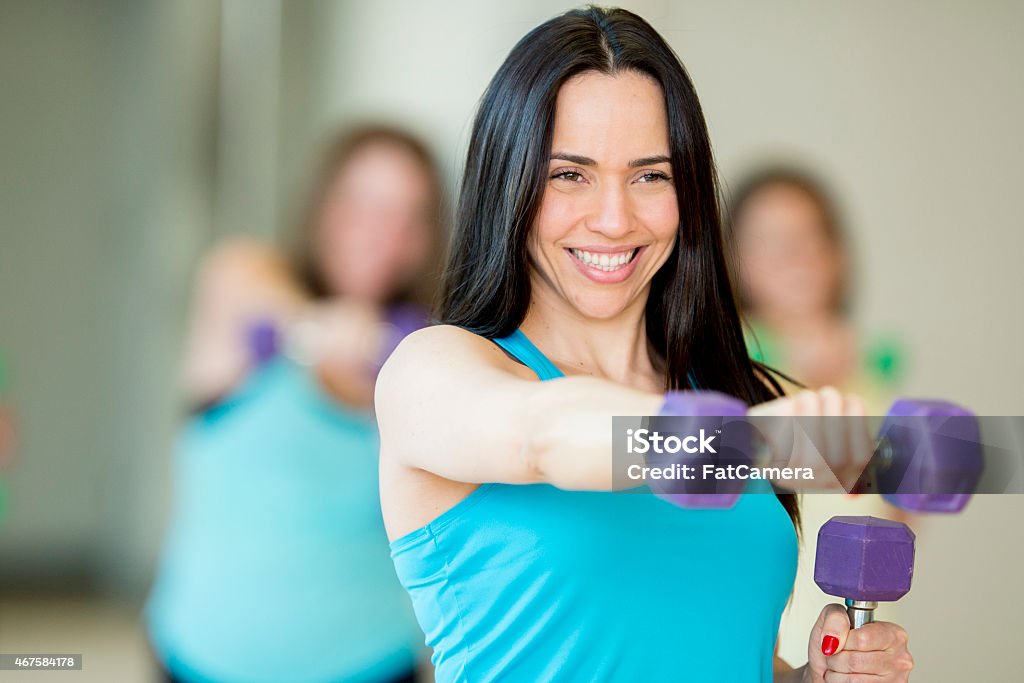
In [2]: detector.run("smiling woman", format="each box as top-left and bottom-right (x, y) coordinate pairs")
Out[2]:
(375, 6), (913, 683)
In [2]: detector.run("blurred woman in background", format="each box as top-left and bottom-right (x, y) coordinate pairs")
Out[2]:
(726, 166), (910, 662)
(146, 125), (443, 683)
(727, 167), (904, 405)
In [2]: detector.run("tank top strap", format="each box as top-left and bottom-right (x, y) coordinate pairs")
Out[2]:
(490, 329), (565, 381)
(492, 329), (702, 390)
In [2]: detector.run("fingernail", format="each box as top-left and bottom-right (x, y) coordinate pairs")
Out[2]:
(821, 635), (839, 656)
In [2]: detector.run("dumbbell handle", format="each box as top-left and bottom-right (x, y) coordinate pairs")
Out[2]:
(245, 316), (398, 368)
(749, 434), (894, 468)
(246, 305), (426, 374)
(846, 599), (877, 628)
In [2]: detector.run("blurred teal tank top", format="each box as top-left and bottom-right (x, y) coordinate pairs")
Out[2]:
(390, 329), (799, 682)
(146, 357), (421, 683)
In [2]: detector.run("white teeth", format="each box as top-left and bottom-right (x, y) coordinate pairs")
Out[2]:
(570, 248), (638, 272)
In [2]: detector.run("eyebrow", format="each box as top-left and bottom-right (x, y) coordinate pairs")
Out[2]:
(550, 152), (671, 168)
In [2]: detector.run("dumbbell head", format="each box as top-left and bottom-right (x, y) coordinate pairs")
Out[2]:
(246, 318), (281, 365)
(648, 391), (751, 509)
(875, 399), (982, 513)
(375, 304), (428, 371)
(814, 516), (915, 603)
(386, 303), (429, 337)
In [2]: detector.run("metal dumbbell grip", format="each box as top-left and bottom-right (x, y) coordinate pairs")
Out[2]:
(846, 599), (877, 628)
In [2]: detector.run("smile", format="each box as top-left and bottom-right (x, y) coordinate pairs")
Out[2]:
(565, 245), (645, 284)
(568, 247), (640, 272)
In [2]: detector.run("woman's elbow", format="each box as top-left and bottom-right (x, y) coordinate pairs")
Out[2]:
(517, 381), (589, 488)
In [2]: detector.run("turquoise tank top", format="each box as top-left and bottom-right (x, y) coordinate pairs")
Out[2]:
(390, 329), (799, 682)
(146, 357), (421, 683)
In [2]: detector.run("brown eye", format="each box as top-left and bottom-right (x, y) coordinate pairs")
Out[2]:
(637, 171), (670, 183)
(552, 170), (585, 182)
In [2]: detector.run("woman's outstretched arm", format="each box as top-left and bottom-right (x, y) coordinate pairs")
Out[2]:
(377, 325), (877, 492)
(375, 324), (661, 490)
(181, 238), (384, 409)
(181, 239), (306, 407)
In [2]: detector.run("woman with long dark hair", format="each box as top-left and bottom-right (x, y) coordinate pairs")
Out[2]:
(147, 125), (441, 683)
(377, 7), (913, 682)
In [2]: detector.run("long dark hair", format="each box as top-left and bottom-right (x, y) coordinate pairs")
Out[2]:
(437, 6), (798, 530)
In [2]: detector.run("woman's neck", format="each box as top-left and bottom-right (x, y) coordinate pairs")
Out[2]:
(519, 284), (661, 391)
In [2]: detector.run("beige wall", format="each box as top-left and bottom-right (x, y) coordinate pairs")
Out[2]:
(0, 0), (219, 593)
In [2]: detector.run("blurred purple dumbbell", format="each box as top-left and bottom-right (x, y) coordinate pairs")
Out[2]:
(373, 304), (428, 373)
(814, 515), (915, 628)
(245, 318), (281, 365)
(246, 306), (427, 372)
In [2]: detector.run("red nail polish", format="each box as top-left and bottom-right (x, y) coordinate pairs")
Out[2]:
(821, 635), (839, 656)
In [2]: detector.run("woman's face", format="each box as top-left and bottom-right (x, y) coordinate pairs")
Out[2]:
(529, 70), (679, 321)
(733, 183), (843, 319)
(314, 141), (435, 302)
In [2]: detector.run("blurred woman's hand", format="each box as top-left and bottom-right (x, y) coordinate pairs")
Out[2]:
(286, 301), (393, 408)
(803, 604), (913, 682)
(748, 386), (873, 491)
(286, 300), (386, 372)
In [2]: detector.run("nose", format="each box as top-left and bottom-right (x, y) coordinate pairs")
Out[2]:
(586, 183), (633, 238)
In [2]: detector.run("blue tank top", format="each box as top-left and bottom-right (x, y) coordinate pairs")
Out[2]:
(146, 357), (421, 683)
(390, 329), (799, 682)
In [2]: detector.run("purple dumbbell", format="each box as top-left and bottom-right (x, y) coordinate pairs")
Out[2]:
(373, 303), (428, 373)
(861, 399), (983, 513)
(647, 391), (753, 508)
(651, 393), (982, 512)
(814, 515), (915, 628)
(245, 318), (282, 365)
(244, 304), (427, 373)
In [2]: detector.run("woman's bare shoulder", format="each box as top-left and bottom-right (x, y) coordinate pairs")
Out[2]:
(375, 325), (538, 429)
(383, 324), (532, 378)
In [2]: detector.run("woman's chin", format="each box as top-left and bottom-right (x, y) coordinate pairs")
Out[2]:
(568, 296), (635, 322)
